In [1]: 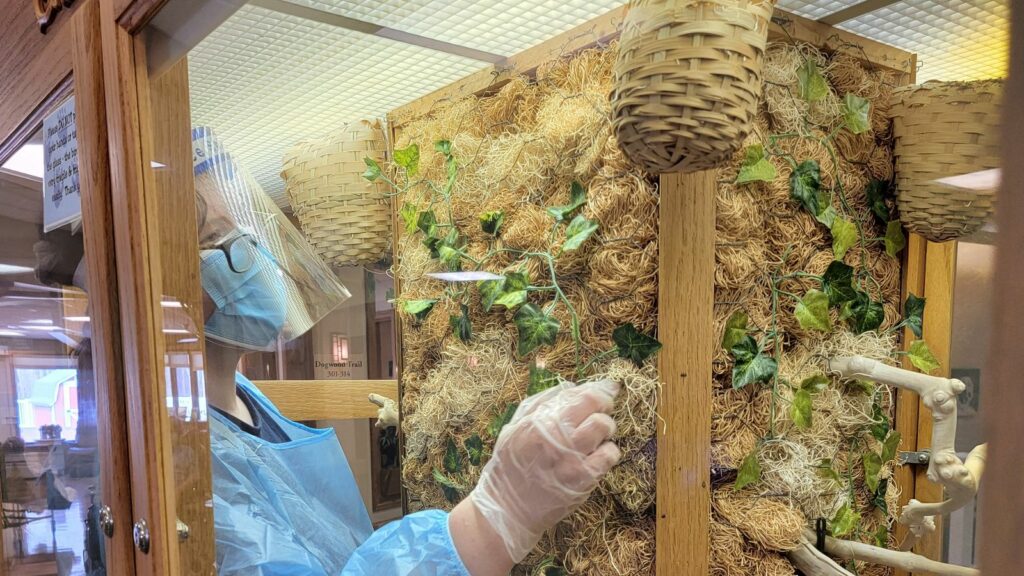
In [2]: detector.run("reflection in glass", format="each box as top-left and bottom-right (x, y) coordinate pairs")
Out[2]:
(1, 127), (106, 574)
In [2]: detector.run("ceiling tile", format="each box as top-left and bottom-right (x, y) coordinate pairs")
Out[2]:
(838, 0), (1008, 82)
(775, 0), (862, 20)
(281, 0), (626, 56)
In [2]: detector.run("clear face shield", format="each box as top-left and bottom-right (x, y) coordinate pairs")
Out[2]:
(192, 127), (351, 351)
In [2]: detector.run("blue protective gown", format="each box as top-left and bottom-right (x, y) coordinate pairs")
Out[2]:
(211, 373), (471, 576)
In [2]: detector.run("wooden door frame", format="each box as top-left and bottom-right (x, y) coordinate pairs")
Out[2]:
(0, 0), (136, 572)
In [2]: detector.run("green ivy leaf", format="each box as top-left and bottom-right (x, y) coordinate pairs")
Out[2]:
(547, 180), (587, 222)
(904, 294), (926, 339)
(735, 144), (778, 184)
(423, 236), (443, 258)
(416, 210), (438, 237)
(801, 374), (830, 393)
(822, 260), (857, 307)
(881, 431), (901, 463)
(863, 451), (882, 493)
(830, 503), (860, 538)
(479, 272), (529, 312)
(435, 139), (452, 156)
(908, 340), (940, 373)
(403, 299), (437, 323)
(873, 478), (890, 514)
(831, 216), (858, 261)
(794, 288), (832, 332)
(494, 290), (528, 309)
(464, 434), (483, 466)
(394, 143), (420, 176)
(734, 450), (762, 491)
(562, 215), (599, 252)
(527, 363), (560, 396)
(797, 60), (829, 102)
(885, 220), (906, 257)
(790, 160), (823, 218)
(722, 310), (750, 352)
(398, 202), (418, 234)
(730, 336), (778, 389)
(444, 437), (462, 473)
(536, 557), (566, 576)
(362, 157), (382, 181)
(816, 458), (842, 483)
(870, 398), (889, 442)
(479, 210), (505, 236)
(791, 388), (813, 429)
(842, 93), (872, 135)
(613, 323), (663, 367)
(439, 245), (462, 272)
(866, 179), (892, 225)
(487, 403), (518, 438)
(449, 304), (472, 343)
(515, 303), (560, 356)
(845, 290), (885, 334)
(873, 519), (889, 546)
(432, 468), (462, 503)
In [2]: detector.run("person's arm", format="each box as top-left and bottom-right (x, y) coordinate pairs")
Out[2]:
(343, 379), (620, 576)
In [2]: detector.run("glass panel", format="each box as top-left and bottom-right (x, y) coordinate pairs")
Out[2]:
(0, 125), (107, 574)
(943, 239), (996, 567)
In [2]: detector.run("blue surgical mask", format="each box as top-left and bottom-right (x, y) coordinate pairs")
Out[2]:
(200, 236), (287, 351)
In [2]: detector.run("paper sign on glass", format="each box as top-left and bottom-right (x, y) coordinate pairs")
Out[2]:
(43, 97), (81, 233)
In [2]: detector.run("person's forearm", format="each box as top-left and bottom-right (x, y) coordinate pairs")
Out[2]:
(449, 497), (515, 576)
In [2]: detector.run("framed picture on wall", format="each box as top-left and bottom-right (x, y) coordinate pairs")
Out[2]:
(951, 368), (981, 417)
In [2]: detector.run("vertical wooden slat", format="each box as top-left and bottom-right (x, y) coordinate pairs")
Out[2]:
(147, 58), (216, 574)
(979, 2), (1023, 571)
(98, 1), (180, 571)
(72, 0), (138, 572)
(911, 241), (957, 562)
(656, 171), (715, 576)
(892, 233), (925, 571)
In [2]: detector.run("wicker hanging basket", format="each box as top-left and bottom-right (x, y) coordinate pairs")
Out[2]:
(890, 80), (1003, 242)
(282, 120), (392, 267)
(612, 0), (776, 174)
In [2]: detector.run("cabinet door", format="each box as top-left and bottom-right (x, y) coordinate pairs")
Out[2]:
(0, 1), (136, 573)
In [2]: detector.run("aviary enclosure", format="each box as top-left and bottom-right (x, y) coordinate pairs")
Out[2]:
(358, 3), (992, 575)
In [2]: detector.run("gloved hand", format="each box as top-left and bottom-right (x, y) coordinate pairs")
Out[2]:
(368, 393), (399, 428)
(469, 379), (621, 563)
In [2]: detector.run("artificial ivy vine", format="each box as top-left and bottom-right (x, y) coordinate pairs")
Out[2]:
(726, 57), (940, 542)
(366, 139), (662, 502)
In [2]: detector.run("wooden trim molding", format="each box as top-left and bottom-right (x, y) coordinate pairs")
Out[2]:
(254, 380), (399, 421)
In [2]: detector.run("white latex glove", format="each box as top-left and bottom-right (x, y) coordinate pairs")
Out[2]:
(468, 379), (621, 563)
(368, 393), (399, 428)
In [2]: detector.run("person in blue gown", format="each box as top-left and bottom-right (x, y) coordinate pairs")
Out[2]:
(191, 128), (622, 575)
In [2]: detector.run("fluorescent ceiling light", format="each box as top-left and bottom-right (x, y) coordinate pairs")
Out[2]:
(162, 328), (192, 334)
(0, 329), (24, 337)
(177, 337), (199, 344)
(161, 300), (184, 308)
(1, 143), (44, 179)
(935, 168), (1001, 191)
(0, 264), (35, 275)
(64, 316), (90, 322)
(48, 331), (79, 347)
(21, 325), (63, 331)
(427, 271), (505, 282)
(23, 319), (53, 325)
(151, 161), (167, 169)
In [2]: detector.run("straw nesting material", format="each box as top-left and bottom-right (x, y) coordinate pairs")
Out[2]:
(282, 120), (393, 266)
(612, 0), (776, 173)
(889, 80), (1003, 242)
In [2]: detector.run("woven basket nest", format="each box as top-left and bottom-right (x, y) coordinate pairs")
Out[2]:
(282, 119), (393, 267)
(889, 79), (1003, 242)
(612, 0), (777, 174)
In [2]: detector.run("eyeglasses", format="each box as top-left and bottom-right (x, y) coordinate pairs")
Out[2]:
(206, 233), (259, 274)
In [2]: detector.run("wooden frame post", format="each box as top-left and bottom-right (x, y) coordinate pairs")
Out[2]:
(657, 171), (715, 575)
(978, 2), (1023, 570)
